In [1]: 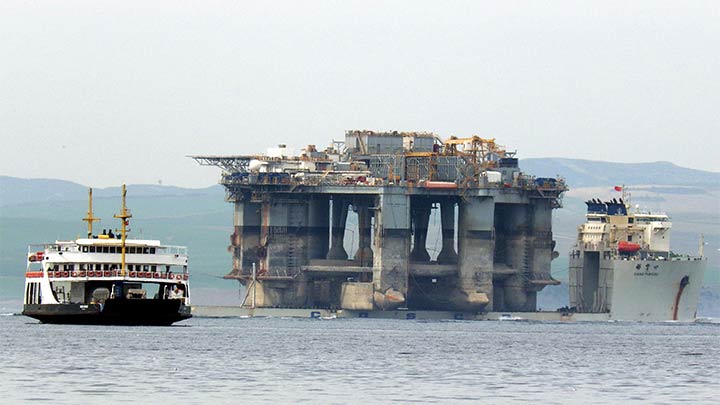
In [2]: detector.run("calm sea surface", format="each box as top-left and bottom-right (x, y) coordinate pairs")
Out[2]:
(1, 315), (718, 404)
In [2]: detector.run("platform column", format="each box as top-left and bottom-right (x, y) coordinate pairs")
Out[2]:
(327, 197), (349, 260)
(528, 200), (556, 307)
(503, 204), (531, 311)
(308, 196), (330, 260)
(436, 199), (458, 264)
(410, 198), (431, 262)
(456, 196), (494, 311)
(354, 204), (374, 266)
(372, 188), (410, 309)
(232, 199), (262, 277)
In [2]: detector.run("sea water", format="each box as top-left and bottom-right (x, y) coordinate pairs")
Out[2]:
(1, 315), (717, 404)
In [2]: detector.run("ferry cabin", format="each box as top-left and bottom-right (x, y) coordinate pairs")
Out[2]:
(24, 238), (189, 307)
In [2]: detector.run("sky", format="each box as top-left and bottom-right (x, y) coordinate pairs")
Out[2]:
(1, 1), (718, 188)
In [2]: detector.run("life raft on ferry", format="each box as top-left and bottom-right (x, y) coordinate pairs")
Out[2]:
(618, 241), (641, 253)
(28, 251), (44, 262)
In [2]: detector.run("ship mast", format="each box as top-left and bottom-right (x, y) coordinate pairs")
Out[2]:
(113, 184), (132, 277)
(82, 188), (100, 238)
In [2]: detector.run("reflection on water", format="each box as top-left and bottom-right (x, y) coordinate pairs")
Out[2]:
(1, 316), (718, 404)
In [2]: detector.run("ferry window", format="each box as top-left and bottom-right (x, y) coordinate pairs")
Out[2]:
(149, 248), (156, 254)
(151, 265), (157, 272)
(89, 246), (96, 253)
(103, 246), (109, 253)
(103, 264), (109, 270)
(143, 265), (149, 271)
(82, 246), (88, 252)
(628, 218), (634, 224)
(53, 264), (59, 271)
(628, 235), (633, 242)
(143, 247), (149, 254)
(128, 247), (136, 254)
(80, 264), (86, 270)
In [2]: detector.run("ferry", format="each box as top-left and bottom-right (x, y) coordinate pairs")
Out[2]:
(22, 186), (191, 326)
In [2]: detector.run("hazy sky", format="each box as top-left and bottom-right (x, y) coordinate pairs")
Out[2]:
(1, 1), (718, 188)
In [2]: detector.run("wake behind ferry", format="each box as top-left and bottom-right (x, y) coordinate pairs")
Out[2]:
(22, 185), (191, 326)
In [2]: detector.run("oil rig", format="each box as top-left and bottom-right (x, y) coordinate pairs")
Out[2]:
(192, 130), (566, 312)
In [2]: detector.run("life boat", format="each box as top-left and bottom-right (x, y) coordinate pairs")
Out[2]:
(423, 181), (458, 190)
(618, 240), (641, 253)
(28, 251), (44, 262)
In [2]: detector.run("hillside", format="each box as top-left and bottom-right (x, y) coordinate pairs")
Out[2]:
(0, 176), (224, 207)
(521, 158), (720, 188)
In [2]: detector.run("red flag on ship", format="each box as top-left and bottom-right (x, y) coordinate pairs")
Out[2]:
(614, 186), (623, 192)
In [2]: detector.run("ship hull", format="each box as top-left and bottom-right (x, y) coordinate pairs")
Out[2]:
(23, 299), (192, 326)
(609, 259), (704, 321)
(570, 256), (705, 322)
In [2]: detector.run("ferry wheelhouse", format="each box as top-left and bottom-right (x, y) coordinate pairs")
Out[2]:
(22, 186), (191, 326)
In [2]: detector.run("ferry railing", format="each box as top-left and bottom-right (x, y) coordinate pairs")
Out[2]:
(157, 245), (188, 256)
(27, 243), (80, 254)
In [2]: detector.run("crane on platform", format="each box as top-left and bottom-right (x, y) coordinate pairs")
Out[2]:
(441, 136), (511, 168)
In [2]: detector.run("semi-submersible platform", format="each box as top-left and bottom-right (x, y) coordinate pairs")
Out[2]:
(192, 130), (566, 313)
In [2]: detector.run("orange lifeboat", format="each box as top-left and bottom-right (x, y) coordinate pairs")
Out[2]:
(618, 241), (641, 253)
(423, 181), (458, 189)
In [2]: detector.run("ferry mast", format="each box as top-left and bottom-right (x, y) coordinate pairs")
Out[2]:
(113, 184), (132, 277)
(82, 188), (100, 238)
